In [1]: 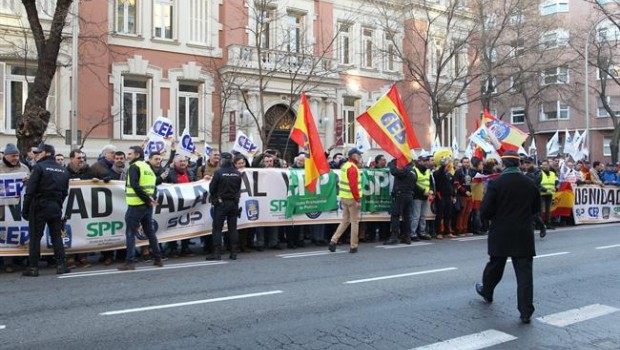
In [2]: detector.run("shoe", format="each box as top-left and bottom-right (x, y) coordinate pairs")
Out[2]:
(540, 226), (547, 238)
(180, 249), (195, 257)
(418, 234), (432, 240)
(328, 241), (337, 252)
(153, 259), (164, 267)
(22, 267), (39, 277)
(56, 263), (71, 275)
(117, 263), (135, 271)
(383, 239), (399, 245)
(4, 265), (14, 273)
(270, 244), (283, 250)
(475, 283), (493, 303)
(229, 253), (237, 260)
(103, 257), (113, 266)
(66, 257), (76, 269)
(410, 236), (420, 242)
(205, 254), (221, 261)
(520, 316), (531, 324)
(255, 246), (264, 252)
(435, 234), (443, 240)
(447, 233), (457, 238)
(349, 248), (358, 254)
(403, 237), (412, 245)
(546, 224), (556, 230)
(79, 258), (91, 268)
(168, 249), (180, 258)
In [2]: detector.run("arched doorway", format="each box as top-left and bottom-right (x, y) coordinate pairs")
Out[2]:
(264, 104), (296, 164)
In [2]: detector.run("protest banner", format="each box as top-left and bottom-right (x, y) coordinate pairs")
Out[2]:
(176, 128), (196, 157)
(572, 185), (620, 224)
(0, 172), (27, 205)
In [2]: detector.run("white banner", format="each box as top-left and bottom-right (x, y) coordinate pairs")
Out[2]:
(572, 185), (620, 224)
(149, 116), (175, 141)
(176, 128), (196, 157)
(0, 169), (392, 256)
(232, 130), (259, 158)
(0, 172), (27, 205)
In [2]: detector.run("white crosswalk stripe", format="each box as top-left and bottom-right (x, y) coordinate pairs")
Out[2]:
(410, 329), (517, 350)
(537, 304), (620, 327)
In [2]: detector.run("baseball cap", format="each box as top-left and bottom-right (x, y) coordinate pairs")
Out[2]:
(347, 148), (363, 157)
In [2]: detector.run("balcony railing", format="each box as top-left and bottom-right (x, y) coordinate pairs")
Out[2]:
(227, 44), (339, 79)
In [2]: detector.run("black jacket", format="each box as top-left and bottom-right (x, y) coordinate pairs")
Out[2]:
(66, 163), (95, 180)
(433, 165), (455, 198)
(454, 167), (476, 197)
(22, 156), (70, 220)
(480, 168), (540, 257)
(389, 160), (416, 195)
(209, 164), (242, 201)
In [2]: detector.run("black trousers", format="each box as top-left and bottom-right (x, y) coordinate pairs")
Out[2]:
(482, 256), (534, 318)
(390, 193), (413, 239)
(29, 215), (65, 268)
(212, 200), (239, 252)
(541, 195), (552, 225)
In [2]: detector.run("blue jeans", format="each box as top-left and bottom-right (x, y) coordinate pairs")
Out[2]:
(125, 205), (161, 264)
(410, 199), (428, 236)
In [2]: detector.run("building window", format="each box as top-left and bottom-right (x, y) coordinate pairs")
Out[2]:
(287, 12), (303, 53)
(431, 37), (445, 74)
(178, 83), (200, 137)
(540, 101), (569, 121)
(343, 96), (358, 145)
(509, 10), (525, 25)
(189, 0), (209, 44)
(511, 107), (525, 124)
(510, 39), (525, 57)
(542, 66), (569, 85)
(602, 137), (620, 158)
(541, 29), (569, 49)
(122, 77), (149, 137)
(5, 65), (38, 131)
(258, 7), (273, 49)
(597, 96), (620, 117)
(483, 77), (497, 95)
(385, 32), (396, 72)
(597, 20), (620, 42)
(484, 14), (497, 30)
(510, 75), (522, 92)
(540, 1), (569, 16)
(116, 0), (138, 35)
(153, 0), (173, 39)
(338, 23), (351, 65)
(38, 0), (56, 19)
(362, 28), (374, 68)
(0, 0), (20, 14)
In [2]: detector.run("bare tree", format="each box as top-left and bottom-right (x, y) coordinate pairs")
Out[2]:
(15, 0), (74, 155)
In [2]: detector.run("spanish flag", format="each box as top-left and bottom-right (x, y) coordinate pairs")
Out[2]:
(483, 109), (528, 152)
(357, 86), (420, 166)
(551, 182), (574, 217)
(290, 93), (330, 193)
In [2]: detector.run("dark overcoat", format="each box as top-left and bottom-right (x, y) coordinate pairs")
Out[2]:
(480, 168), (541, 257)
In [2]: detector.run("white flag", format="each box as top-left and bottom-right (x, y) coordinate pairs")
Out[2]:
(232, 130), (260, 158)
(546, 130), (560, 155)
(529, 137), (537, 156)
(204, 143), (213, 156)
(176, 128), (197, 157)
(431, 136), (441, 153)
(572, 130), (588, 161)
(563, 129), (574, 155)
(148, 116), (175, 141)
(518, 146), (527, 155)
(451, 137), (459, 156)
(469, 126), (496, 153)
(355, 130), (371, 152)
(464, 140), (475, 159)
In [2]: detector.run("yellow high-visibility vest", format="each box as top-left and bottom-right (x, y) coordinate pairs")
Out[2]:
(339, 161), (362, 199)
(415, 167), (430, 193)
(126, 160), (156, 206)
(540, 170), (556, 196)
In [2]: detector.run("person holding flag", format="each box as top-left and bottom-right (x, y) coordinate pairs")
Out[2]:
(290, 93), (330, 193)
(328, 148), (364, 254)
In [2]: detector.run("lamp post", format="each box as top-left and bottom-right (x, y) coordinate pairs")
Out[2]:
(585, 10), (620, 160)
(70, 0), (80, 150)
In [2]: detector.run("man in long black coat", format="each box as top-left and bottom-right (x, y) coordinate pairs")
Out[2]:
(475, 150), (541, 324)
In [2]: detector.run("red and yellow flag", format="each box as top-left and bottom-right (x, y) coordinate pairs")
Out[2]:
(357, 86), (420, 166)
(551, 182), (574, 217)
(290, 93), (330, 193)
(483, 109), (528, 152)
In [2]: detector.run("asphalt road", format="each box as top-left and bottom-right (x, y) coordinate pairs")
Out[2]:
(1, 223), (619, 350)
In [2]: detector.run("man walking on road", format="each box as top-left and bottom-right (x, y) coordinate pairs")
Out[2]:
(328, 148), (363, 254)
(475, 150), (541, 324)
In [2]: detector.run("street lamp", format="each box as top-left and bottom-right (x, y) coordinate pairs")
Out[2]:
(585, 10), (620, 160)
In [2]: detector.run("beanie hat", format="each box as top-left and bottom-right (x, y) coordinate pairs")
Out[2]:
(4, 143), (19, 155)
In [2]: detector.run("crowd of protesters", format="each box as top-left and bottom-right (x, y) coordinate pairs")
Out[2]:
(1, 137), (619, 274)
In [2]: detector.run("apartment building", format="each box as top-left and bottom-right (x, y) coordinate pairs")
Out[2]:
(0, 0), (476, 160)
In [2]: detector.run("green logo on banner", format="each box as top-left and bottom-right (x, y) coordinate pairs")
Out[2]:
(285, 170), (338, 218)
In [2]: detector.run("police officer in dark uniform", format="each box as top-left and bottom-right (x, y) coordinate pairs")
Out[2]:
(475, 150), (541, 324)
(384, 159), (417, 245)
(523, 157), (547, 238)
(206, 152), (242, 260)
(21, 144), (71, 276)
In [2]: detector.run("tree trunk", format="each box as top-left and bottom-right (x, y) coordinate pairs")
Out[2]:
(16, 0), (73, 156)
(611, 124), (620, 164)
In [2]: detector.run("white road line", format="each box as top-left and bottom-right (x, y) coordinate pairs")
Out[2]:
(454, 236), (487, 242)
(100, 290), (284, 316)
(537, 304), (620, 327)
(534, 252), (570, 259)
(344, 267), (457, 284)
(58, 261), (227, 279)
(375, 242), (433, 249)
(596, 244), (620, 250)
(0, 325), (5, 330)
(410, 329), (517, 350)
(277, 250), (347, 258)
